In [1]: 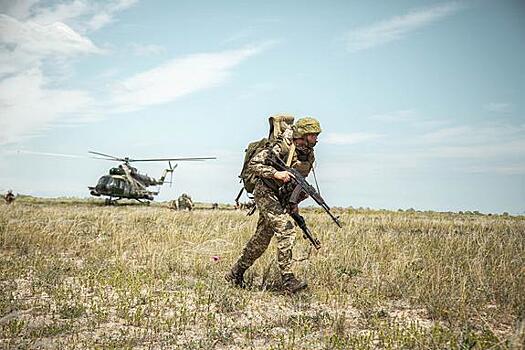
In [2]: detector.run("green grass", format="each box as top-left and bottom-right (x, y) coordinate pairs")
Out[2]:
(1, 198), (524, 348)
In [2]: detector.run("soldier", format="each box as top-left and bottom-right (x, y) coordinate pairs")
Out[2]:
(177, 193), (194, 211)
(4, 190), (15, 205)
(169, 199), (178, 210)
(226, 117), (321, 293)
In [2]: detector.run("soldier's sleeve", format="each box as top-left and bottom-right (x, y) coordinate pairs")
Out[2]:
(248, 143), (283, 179)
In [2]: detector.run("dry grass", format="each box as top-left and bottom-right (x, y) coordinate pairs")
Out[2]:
(1, 198), (524, 349)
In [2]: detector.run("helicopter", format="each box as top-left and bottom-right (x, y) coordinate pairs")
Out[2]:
(87, 151), (215, 204)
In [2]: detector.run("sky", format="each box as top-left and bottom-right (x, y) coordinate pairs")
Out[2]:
(0, 0), (524, 214)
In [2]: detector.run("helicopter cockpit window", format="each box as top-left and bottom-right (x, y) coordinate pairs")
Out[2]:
(98, 176), (111, 186)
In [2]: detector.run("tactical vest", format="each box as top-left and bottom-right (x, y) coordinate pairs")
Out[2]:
(239, 129), (315, 194)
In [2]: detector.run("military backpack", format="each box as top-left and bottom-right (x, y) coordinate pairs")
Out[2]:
(236, 115), (295, 201)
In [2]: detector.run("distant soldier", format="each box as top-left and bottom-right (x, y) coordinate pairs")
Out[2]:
(4, 190), (15, 205)
(177, 193), (194, 211)
(212, 202), (219, 210)
(169, 199), (178, 210)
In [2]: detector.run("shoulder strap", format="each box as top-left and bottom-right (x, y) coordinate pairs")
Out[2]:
(286, 143), (296, 167)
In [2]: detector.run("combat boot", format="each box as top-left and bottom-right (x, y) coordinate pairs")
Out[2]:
(282, 273), (308, 293)
(225, 263), (246, 288)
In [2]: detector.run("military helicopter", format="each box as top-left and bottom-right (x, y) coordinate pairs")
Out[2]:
(88, 151), (215, 204)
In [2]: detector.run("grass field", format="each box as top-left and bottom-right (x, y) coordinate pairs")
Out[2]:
(1, 197), (524, 349)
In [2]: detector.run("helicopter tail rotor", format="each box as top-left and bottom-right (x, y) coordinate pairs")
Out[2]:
(169, 161), (173, 187)
(168, 162), (178, 187)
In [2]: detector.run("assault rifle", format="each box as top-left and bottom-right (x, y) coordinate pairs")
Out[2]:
(290, 211), (321, 250)
(268, 156), (342, 249)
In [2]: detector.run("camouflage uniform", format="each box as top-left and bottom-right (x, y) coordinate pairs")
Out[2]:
(231, 123), (316, 281)
(4, 191), (15, 205)
(177, 194), (193, 211)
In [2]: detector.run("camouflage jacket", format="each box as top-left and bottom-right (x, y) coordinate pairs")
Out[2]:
(248, 129), (315, 193)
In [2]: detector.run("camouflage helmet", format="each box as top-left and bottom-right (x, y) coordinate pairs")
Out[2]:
(293, 117), (321, 138)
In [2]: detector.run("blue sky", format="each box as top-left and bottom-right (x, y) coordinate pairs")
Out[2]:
(1, 0), (524, 214)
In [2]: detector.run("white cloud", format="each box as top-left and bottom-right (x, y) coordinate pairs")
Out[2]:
(421, 125), (471, 143)
(0, 0), (39, 20)
(324, 132), (383, 145)
(464, 164), (525, 175)
(412, 122), (525, 173)
(0, 68), (94, 144)
(0, 9), (101, 144)
(421, 124), (524, 145)
(22, 0), (137, 32)
(0, 1), (271, 145)
(484, 102), (512, 114)
(0, 0), (137, 76)
(344, 2), (463, 52)
(28, 0), (91, 26)
(0, 14), (101, 58)
(0, 11), (102, 145)
(129, 43), (166, 56)
(0, 1), (136, 145)
(427, 140), (525, 159)
(84, 0), (138, 31)
(109, 43), (272, 112)
(320, 121), (525, 178)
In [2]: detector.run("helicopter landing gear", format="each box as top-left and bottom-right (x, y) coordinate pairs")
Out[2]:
(104, 197), (121, 205)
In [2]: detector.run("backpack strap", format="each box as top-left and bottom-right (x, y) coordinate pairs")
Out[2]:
(286, 143), (295, 167)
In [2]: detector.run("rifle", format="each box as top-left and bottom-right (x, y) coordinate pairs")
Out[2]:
(290, 211), (321, 250)
(267, 156), (342, 248)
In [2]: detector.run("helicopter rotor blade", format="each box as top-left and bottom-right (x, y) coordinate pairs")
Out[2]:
(88, 151), (125, 162)
(90, 156), (121, 161)
(129, 157), (216, 162)
(16, 150), (89, 159)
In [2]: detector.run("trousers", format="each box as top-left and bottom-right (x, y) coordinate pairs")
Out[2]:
(236, 180), (296, 274)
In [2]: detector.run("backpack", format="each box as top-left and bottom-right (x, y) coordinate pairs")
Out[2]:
(236, 115), (295, 201)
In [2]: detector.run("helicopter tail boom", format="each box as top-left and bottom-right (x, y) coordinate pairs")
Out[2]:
(158, 162), (178, 185)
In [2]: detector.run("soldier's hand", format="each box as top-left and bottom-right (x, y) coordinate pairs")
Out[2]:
(288, 204), (299, 214)
(274, 170), (294, 183)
